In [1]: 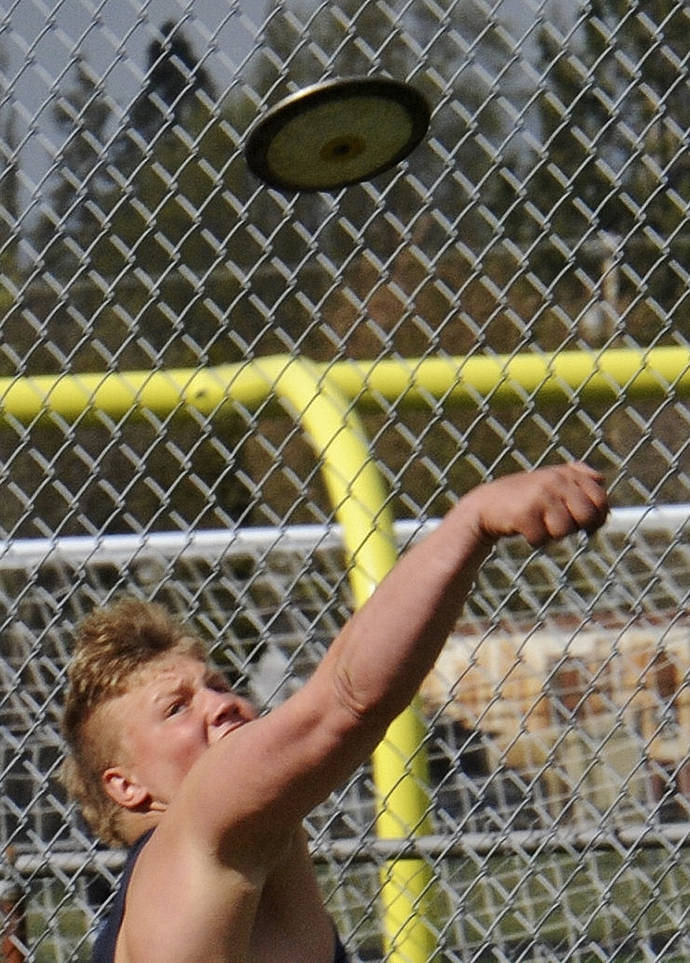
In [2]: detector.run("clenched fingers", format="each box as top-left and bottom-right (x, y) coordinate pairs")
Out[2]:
(527, 463), (609, 546)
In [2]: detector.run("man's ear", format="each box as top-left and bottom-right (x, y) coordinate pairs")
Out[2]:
(102, 767), (149, 810)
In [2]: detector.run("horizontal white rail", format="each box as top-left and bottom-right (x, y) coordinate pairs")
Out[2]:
(1, 506), (688, 570)
(9, 822), (690, 878)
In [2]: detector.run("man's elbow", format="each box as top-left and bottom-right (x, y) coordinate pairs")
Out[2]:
(332, 663), (371, 721)
(330, 663), (396, 735)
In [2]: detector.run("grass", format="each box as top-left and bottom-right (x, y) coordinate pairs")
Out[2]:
(321, 844), (690, 961)
(20, 845), (690, 961)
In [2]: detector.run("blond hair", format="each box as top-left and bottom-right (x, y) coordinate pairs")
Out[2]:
(61, 598), (206, 846)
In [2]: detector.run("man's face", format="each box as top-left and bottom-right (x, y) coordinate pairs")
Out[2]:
(100, 651), (256, 810)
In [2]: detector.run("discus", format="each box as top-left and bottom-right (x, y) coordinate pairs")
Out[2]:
(245, 77), (430, 192)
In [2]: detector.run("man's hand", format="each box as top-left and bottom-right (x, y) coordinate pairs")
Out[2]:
(465, 462), (609, 547)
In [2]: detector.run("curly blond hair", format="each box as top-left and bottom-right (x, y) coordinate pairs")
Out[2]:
(61, 598), (206, 846)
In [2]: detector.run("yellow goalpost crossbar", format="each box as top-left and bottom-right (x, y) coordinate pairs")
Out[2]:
(1, 346), (689, 425)
(2, 345), (690, 963)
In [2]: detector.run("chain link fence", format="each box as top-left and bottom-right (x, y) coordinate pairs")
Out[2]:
(1, 0), (690, 960)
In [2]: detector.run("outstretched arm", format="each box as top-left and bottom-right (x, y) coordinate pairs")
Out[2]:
(321, 461), (608, 732)
(185, 462), (609, 849)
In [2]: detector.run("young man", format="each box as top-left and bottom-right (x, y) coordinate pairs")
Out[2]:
(61, 462), (609, 963)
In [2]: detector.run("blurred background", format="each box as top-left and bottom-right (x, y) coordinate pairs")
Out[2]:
(1, 1), (689, 960)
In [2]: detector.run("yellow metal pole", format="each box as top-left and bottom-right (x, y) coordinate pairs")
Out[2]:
(260, 356), (396, 601)
(325, 345), (690, 409)
(261, 356), (436, 962)
(1, 347), (689, 424)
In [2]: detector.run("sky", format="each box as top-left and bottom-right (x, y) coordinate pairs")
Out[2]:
(2, 0), (272, 196)
(4, 0), (272, 99)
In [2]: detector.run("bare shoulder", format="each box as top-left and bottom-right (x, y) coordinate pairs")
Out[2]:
(115, 822), (333, 963)
(115, 820), (262, 963)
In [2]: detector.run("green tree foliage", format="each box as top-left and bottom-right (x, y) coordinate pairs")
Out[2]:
(22, 23), (260, 376)
(4, 25), (257, 538)
(243, 0), (523, 358)
(527, 0), (689, 320)
(34, 59), (114, 275)
(27, 57), (119, 372)
(128, 19), (216, 141)
(94, 21), (255, 370)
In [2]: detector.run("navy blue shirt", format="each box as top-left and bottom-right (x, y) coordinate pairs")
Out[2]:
(91, 831), (153, 963)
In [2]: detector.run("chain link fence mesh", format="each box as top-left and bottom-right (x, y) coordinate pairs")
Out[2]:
(1, 0), (690, 960)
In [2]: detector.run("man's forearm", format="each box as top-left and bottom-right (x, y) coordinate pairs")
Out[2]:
(317, 463), (608, 735)
(322, 494), (495, 728)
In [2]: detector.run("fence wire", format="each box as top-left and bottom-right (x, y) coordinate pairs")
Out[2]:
(1, 1), (689, 961)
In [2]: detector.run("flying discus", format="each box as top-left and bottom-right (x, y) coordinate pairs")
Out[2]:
(245, 77), (431, 192)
